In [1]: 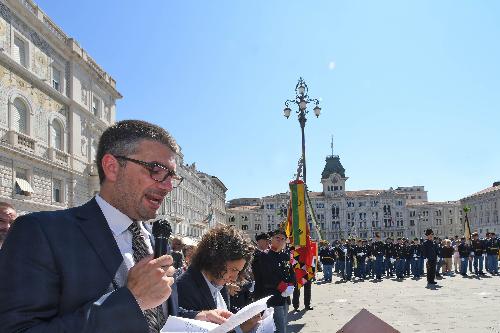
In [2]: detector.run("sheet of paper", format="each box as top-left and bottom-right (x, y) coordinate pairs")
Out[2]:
(161, 296), (271, 333)
(161, 315), (218, 333)
(254, 308), (275, 333)
(210, 296), (271, 333)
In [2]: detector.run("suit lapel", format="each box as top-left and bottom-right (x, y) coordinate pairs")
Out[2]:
(191, 267), (217, 309)
(76, 199), (124, 287)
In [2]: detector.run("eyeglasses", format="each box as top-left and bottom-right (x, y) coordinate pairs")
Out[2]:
(114, 155), (183, 188)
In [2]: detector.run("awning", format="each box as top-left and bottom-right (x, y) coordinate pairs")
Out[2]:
(181, 237), (198, 246)
(16, 178), (33, 193)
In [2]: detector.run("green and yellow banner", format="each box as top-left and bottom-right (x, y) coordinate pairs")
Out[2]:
(288, 180), (308, 246)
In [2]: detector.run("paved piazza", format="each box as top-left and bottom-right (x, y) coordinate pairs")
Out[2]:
(287, 273), (500, 333)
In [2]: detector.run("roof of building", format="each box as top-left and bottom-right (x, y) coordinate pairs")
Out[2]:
(462, 183), (500, 200)
(308, 189), (404, 198)
(321, 155), (346, 179)
(406, 201), (459, 207)
(227, 205), (262, 212)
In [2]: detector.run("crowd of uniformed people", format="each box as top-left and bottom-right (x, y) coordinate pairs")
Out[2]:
(318, 231), (500, 282)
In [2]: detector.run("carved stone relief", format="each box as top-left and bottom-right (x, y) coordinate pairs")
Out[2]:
(34, 109), (48, 143)
(0, 16), (7, 43)
(33, 49), (49, 80)
(80, 137), (88, 157)
(81, 85), (88, 105)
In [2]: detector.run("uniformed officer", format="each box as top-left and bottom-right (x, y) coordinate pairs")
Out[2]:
(253, 228), (296, 333)
(365, 239), (374, 279)
(485, 232), (491, 273)
(410, 238), (423, 278)
(345, 238), (356, 281)
(319, 241), (335, 282)
(403, 238), (412, 277)
(372, 233), (385, 280)
(471, 232), (486, 275)
(354, 239), (367, 280)
(457, 237), (471, 276)
(422, 228), (438, 285)
(486, 231), (499, 275)
(394, 237), (405, 279)
(334, 239), (348, 281)
(384, 237), (396, 277)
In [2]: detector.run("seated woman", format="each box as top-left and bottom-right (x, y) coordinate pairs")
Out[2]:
(176, 226), (259, 333)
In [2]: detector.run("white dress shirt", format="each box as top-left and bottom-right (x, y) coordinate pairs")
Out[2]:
(95, 194), (154, 271)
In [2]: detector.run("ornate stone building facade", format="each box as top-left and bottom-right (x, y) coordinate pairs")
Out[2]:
(228, 154), (463, 242)
(461, 182), (500, 237)
(0, 1), (227, 243)
(0, 0), (120, 214)
(159, 159), (228, 243)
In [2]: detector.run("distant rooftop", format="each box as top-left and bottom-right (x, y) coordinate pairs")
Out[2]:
(462, 182), (500, 200)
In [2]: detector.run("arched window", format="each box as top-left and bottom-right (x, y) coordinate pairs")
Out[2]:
(51, 120), (63, 150)
(12, 98), (28, 134)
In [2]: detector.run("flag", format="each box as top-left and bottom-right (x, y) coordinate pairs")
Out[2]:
(288, 180), (308, 246)
(464, 209), (472, 241)
(290, 239), (317, 288)
(287, 180), (317, 288)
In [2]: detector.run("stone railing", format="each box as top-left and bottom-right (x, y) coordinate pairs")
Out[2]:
(9, 131), (35, 151)
(19, 0), (69, 43)
(48, 147), (69, 165)
(21, 0), (37, 15)
(42, 16), (68, 43)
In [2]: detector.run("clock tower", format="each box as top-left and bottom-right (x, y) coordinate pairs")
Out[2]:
(321, 154), (348, 197)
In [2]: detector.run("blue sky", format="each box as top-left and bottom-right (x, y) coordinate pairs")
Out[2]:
(37, 0), (500, 202)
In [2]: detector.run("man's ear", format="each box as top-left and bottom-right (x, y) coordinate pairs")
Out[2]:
(101, 154), (121, 183)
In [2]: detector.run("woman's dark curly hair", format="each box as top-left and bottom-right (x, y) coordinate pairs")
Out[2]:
(191, 225), (254, 282)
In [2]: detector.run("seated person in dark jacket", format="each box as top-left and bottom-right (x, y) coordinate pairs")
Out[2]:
(177, 226), (259, 333)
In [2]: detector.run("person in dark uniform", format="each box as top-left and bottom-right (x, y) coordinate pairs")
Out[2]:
(403, 238), (412, 277)
(292, 264), (313, 311)
(345, 237), (356, 281)
(394, 238), (405, 279)
(364, 239), (373, 278)
(253, 228), (295, 333)
(384, 237), (396, 277)
(372, 233), (385, 280)
(471, 232), (486, 275)
(457, 237), (471, 276)
(410, 238), (423, 278)
(334, 239), (348, 281)
(422, 228), (438, 285)
(251, 232), (270, 301)
(319, 241), (335, 282)
(354, 239), (366, 280)
(486, 232), (499, 275)
(434, 238), (443, 278)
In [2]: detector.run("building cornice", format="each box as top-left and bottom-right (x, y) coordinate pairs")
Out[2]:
(0, 52), (72, 106)
(5, 0), (122, 99)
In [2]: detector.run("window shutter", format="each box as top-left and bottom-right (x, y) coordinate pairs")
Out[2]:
(51, 121), (63, 150)
(13, 36), (26, 67)
(12, 98), (27, 134)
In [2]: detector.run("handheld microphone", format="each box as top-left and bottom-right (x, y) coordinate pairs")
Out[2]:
(152, 219), (172, 259)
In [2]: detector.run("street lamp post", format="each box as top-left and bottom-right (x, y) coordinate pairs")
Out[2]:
(283, 77), (321, 184)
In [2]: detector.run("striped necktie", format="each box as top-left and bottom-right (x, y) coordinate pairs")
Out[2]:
(128, 222), (166, 333)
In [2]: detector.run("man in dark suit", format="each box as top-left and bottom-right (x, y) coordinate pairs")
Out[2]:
(0, 120), (225, 333)
(422, 228), (438, 285)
